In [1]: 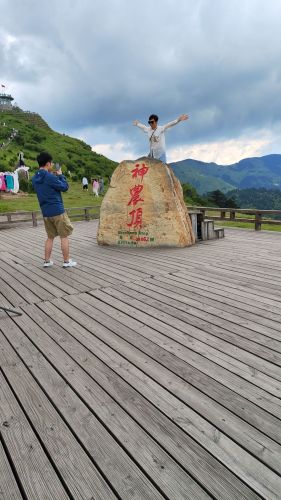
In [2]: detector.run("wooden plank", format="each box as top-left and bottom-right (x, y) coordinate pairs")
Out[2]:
(59, 293), (281, 474)
(0, 439), (23, 500)
(0, 238), (115, 291)
(179, 264), (281, 299)
(109, 286), (281, 389)
(129, 279), (281, 386)
(0, 371), (69, 500)
(91, 286), (280, 394)
(0, 264), (45, 304)
(96, 245), (180, 274)
(0, 318), (173, 500)
(0, 230), (148, 286)
(2, 221), (281, 498)
(183, 257), (281, 289)
(97, 281), (281, 365)
(0, 276), (29, 307)
(182, 253), (281, 284)
(120, 279), (281, 368)
(27, 300), (281, 498)
(149, 273), (281, 324)
(119, 279), (281, 347)
(0, 252), (88, 295)
(0, 330), (118, 500)
(0, 254), (65, 299)
(9, 308), (218, 500)
(76, 291), (281, 444)
(0, 291), (13, 310)
(172, 269), (281, 311)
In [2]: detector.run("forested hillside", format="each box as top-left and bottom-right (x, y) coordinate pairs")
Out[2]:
(0, 108), (117, 179)
(227, 188), (281, 210)
(170, 154), (281, 194)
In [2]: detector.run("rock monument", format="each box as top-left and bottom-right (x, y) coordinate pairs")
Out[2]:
(97, 158), (195, 248)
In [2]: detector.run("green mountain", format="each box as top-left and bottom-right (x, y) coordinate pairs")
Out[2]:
(226, 188), (281, 210)
(170, 155), (281, 194)
(0, 108), (117, 179)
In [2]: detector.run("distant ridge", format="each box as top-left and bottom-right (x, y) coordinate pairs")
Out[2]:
(170, 154), (281, 194)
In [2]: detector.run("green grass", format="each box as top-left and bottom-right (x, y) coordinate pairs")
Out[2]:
(209, 211), (281, 232)
(217, 220), (281, 232)
(0, 181), (103, 213)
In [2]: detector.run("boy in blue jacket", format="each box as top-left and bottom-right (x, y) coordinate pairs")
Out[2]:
(32, 151), (77, 268)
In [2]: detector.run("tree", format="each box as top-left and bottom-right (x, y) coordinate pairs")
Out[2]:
(207, 189), (238, 208)
(182, 183), (207, 205)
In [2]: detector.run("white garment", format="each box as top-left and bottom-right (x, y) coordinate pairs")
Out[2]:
(136, 119), (180, 159)
(15, 166), (30, 179)
(11, 171), (19, 193)
(82, 177), (88, 186)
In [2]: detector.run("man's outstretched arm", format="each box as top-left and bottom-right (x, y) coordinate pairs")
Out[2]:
(132, 120), (149, 132)
(178, 114), (189, 121)
(163, 114), (189, 130)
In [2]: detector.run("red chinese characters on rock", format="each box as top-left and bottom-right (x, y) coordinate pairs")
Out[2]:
(131, 163), (149, 182)
(127, 207), (143, 228)
(127, 184), (144, 206)
(127, 163), (149, 229)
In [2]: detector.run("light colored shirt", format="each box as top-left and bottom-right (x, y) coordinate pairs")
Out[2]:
(135, 119), (180, 159)
(82, 177), (88, 185)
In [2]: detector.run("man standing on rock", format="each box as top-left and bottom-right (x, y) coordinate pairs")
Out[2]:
(133, 114), (188, 163)
(32, 151), (77, 268)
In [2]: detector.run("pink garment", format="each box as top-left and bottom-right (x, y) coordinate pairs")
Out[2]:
(0, 174), (7, 191)
(92, 180), (99, 196)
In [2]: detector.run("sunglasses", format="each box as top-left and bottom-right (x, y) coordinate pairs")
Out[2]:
(148, 120), (155, 124)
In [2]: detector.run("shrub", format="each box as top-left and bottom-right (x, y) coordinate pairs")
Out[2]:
(19, 177), (34, 193)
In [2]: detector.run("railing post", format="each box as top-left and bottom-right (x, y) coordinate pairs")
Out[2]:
(84, 208), (90, 221)
(230, 210), (235, 220)
(221, 211), (226, 219)
(255, 212), (262, 231)
(32, 212), (38, 227)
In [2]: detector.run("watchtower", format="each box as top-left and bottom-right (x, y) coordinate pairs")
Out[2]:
(0, 92), (14, 109)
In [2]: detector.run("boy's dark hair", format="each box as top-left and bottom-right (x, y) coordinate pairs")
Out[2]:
(149, 114), (158, 122)
(37, 152), (53, 167)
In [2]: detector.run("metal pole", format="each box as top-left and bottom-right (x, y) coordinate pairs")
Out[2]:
(0, 307), (22, 316)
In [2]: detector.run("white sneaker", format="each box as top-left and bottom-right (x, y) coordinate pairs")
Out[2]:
(63, 259), (77, 268)
(43, 260), (54, 268)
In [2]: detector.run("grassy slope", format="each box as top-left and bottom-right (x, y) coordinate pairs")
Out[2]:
(0, 109), (117, 178)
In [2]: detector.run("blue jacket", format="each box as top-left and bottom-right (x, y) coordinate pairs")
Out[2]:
(32, 169), (69, 217)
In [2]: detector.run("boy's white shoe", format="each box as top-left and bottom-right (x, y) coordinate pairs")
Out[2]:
(43, 260), (54, 268)
(63, 259), (77, 268)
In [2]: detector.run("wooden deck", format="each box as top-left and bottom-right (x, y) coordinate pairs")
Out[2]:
(1, 220), (281, 499)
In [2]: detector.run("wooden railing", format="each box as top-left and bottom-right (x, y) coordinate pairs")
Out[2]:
(186, 206), (281, 231)
(1, 205), (281, 231)
(0, 206), (101, 228)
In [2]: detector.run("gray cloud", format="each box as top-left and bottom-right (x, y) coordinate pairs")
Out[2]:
(1, 0), (281, 160)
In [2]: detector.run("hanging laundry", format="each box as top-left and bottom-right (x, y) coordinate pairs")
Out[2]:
(15, 165), (29, 179)
(5, 173), (14, 191)
(11, 171), (19, 193)
(0, 174), (7, 191)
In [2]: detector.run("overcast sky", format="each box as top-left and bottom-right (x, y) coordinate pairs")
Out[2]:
(1, 0), (281, 164)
